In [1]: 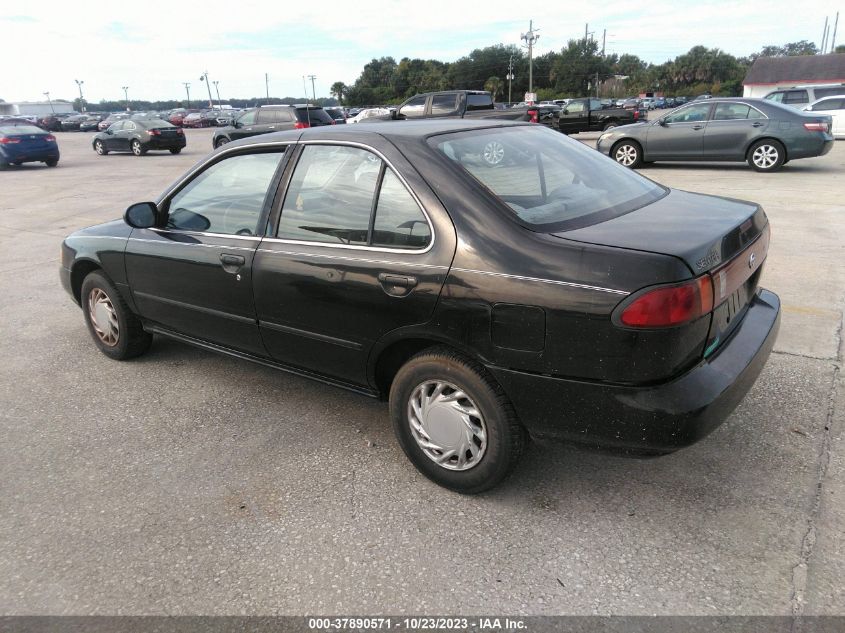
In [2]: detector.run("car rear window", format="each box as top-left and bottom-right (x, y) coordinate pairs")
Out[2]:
(296, 108), (333, 125)
(429, 126), (666, 232)
(0, 125), (45, 135)
(466, 93), (494, 111)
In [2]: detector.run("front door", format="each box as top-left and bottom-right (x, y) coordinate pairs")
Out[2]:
(253, 142), (456, 387)
(104, 121), (126, 151)
(646, 102), (713, 160)
(125, 148), (288, 355)
(558, 99), (589, 133)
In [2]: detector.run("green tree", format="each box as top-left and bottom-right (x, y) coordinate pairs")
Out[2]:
(484, 76), (503, 100)
(330, 82), (347, 104)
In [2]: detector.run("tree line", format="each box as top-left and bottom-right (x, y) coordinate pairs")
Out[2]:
(330, 40), (844, 106)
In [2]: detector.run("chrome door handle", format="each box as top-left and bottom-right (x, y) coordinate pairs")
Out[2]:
(752, 122), (764, 127)
(220, 253), (245, 273)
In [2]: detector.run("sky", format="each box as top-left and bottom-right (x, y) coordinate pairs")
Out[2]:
(1, 0), (842, 104)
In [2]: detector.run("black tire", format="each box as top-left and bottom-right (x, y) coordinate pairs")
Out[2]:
(45, 159), (58, 167)
(169, 148), (182, 154)
(214, 137), (230, 149)
(94, 140), (108, 155)
(747, 139), (785, 172)
(389, 347), (525, 494)
(602, 120), (619, 132)
(610, 140), (643, 169)
(80, 270), (152, 360)
(131, 139), (147, 156)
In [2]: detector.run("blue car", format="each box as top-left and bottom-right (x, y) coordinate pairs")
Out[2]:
(0, 123), (60, 169)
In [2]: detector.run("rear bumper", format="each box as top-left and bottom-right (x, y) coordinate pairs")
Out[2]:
(145, 137), (186, 150)
(488, 289), (781, 455)
(0, 146), (59, 164)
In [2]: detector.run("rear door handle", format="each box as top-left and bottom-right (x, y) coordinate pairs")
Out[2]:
(692, 124), (704, 130)
(378, 272), (418, 297)
(220, 253), (245, 273)
(752, 122), (764, 127)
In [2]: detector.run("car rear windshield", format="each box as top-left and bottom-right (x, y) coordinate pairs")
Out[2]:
(296, 108), (334, 125)
(0, 125), (45, 135)
(429, 126), (666, 232)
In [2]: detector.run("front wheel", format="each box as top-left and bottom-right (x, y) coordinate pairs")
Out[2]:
(94, 140), (108, 155)
(389, 347), (525, 494)
(214, 137), (230, 149)
(131, 139), (147, 156)
(80, 271), (152, 360)
(169, 148), (182, 154)
(748, 140), (785, 172)
(611, 140), (643, 168)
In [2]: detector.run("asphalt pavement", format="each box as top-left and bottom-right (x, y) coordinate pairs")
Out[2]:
(0, 127), (843, 616)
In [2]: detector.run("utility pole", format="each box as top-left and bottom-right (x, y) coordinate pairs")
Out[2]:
(602, 29), (607, 56)
(183, 82), (191, 108)
(822, 16), (829, 53)
(43, 92), (55, 114)
(74, 79), (85, 112)
(520, 20), (540, 96)
(832, 12), (840, 51)
(121, 86), (129, 111)
(199, 71), (213, 108)
(506, 54), (515, 103)
(302, 76), (308, 100)
(265, 73), (269, 100)
(213, 81), (221, 108)
(308, 74), (317, 101)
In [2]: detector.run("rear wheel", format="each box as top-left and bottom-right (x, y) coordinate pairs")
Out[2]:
(611, 140), (643, 168)
(214, 137), (229, 149)
(94, 140), (108, 155)
(45, 159), (58, 167)
(389, 347), (525, 494)
(131, 139), (146, 156)
(80, 271), (152, 360)
(748, 139), (785, 172)
(602, 120), (619, 132)
(169, 148), (181, 154)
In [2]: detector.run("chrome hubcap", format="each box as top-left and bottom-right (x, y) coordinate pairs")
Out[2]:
(615, 144), (637, 166)
(95, 142), (104, 154)
(88, 288), (119, 346)
(753, 145), (779, 168)
(132, 142), (141, 155)
(408, 381), (487, 471)
(483, 141), (505, 165)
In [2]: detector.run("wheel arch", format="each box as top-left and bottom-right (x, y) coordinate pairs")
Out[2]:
(70, 259), (103, 304)
(610, 137), (644, 162)
(745, 136), (788, 162)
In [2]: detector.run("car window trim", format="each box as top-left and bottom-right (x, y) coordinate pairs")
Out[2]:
(265, 139), (436, 255)
(711, 102), (769, 121)
(154, 141), (295, 239)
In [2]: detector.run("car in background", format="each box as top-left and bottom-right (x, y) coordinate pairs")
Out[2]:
(38, 114), (72, 131)
(674, 96), (689, 106)
(324, 106), (347, 124)
(61, 120), (780, 493)
(653, 97), (666, 109)
(596, 98), (834, 172)
(347, 107), (392, 124)
(803, 96), (845, 139)
(168, 109), (191, 126)
(92, 118), (185, 156)
(764, 84), (845, 109)
(79, 116), (103, 132)
(60, 114), (89, 131)
(98, 113), (128, 131)
(0, 116), (38, 127)
(0, 123), (59, 168)
(211, 104), (334, 148)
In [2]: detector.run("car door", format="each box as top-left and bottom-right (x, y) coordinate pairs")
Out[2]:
(124, 147), (289, 355)
(253, 141), (456, 387)
(703, 102), (769, 159)
(645, 102), (713, 160)
(397, 95), (427, 120)
(104, 121), (125, 150)
(558, 99), (589, 133)
(229, 109), (259, 141)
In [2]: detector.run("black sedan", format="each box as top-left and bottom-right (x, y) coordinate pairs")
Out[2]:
(61, 120), (780, 493)
(92, 118), (185, 156)
(597, 97), (834, 171)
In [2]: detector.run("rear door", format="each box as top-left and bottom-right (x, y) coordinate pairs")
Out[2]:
(646, 102), (713, 159)
(253, 141), (456, 387)
(703, 102), (769, 159)
(125, 147), (288, 355)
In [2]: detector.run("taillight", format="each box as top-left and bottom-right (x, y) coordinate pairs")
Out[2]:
(45, 135), (56, 142)
(176, 128), (184, 135)
(528, 108), (539, 124)
(618, 275), (714, 328)
(147, 129), (161, 136)
(293, 121), (309, 129)
(0, 136), (20, 144)
(803, 121), (829, 132)
(633, 110), (640, 120)
(330, 119), (336, 124)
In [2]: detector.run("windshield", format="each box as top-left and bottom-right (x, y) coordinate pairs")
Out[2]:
(429, 126), (666, 231)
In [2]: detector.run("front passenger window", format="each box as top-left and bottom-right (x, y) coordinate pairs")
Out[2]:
(166, 152), (284, 236)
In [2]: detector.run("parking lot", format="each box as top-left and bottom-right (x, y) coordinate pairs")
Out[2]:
(1, 127), (843, 616)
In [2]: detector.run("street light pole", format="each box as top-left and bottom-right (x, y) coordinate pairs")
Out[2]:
(308, 75), (317, 102)
(183, 82), (191, 108)
(43, 91), (55, 114)
(213, 81), (221, 108)
(199, 71), (213, 108)
(520, 21), (540, 97)
(506, 54), (515, 103)
(74, 79), (85, 112)
(265, 73), (270, 100)
(121, 86), (129, 111)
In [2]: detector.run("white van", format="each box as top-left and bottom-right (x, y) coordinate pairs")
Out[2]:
(763, 84), (845, 108)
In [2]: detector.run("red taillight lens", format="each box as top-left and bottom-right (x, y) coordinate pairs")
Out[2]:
(803, 121), (829, 132)
(0, 136), (20, 144)
(619, 275), (714, 328)
(528, 108), (539, 124)
(45, 135), (56, 142)
(147, 129), (161, 136)
(176, 128), (184, 135)
(633, 110), (640, 120)
(293, 121), (309, 129)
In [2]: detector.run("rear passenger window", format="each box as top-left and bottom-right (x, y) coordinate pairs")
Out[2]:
(713, 104), (751, 120)
(812, 98), (844, 110)
(372, 170), (431, 249)
(278, 145), (381, 245)
(431, 94), (459, 115)
(784, 90), (809, 104)
(815, 87), (845, 99)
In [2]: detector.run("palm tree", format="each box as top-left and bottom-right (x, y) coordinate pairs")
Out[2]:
(330, 82), (347, 105)
(484, 76), (503, 101)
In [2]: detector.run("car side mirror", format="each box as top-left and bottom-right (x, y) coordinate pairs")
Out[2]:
(124, 202), (158, 229)
(658, 119), (668, 126)
(232, 120), (240, 128)
(562, 108), (569, 114)
(105, 129), (113, 135)
(392, 110), (400, 120)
